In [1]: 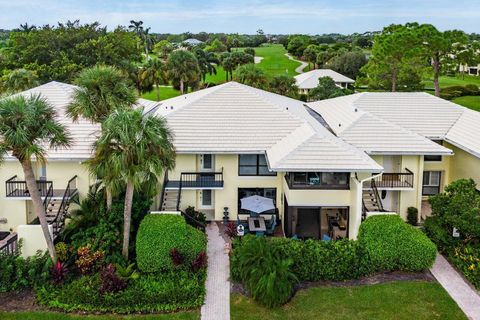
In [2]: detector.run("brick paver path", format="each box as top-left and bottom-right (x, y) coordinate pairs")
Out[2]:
(430, 254), (480, 320)
(201, 222), (230, 320)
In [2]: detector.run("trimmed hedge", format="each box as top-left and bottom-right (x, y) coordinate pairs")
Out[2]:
(358, 215), (437, 272)
(136, 214), (206, 273)
(37, 271), (206, 313)
(440, 84), (479, 100)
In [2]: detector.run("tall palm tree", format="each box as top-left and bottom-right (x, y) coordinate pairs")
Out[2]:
(0, 95), (71, 262)
(68, 65), (137, 208)
(195, 48), (219, 83)
(140, 57), (167, 101)
(128, 20), (144, 51)
(87, 108), (175, 259)
(2, 69), (39, 93)
(141, 27), (154, 56)
(167, 50), (201, 94)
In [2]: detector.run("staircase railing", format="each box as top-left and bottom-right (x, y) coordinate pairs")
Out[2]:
(51, 176), (78, 238)
(371, 179), (385, 212)
(181, 210), (206, 232)
(159, 172), (168, 211)
(43, 183), (53, 213)
(176, 175), (183, 212)
(0, 233), (18, 256)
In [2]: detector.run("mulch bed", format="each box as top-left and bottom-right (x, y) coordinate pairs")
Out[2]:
(0, 289), (46, 312)
(231, 269), (436, 295)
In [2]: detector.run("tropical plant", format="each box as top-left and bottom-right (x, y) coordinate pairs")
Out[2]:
(234, 64), (267, 88)
(167, 50), (201, 94)
(1, 68), (39, 93)
(99, 264), (127, 294)
(139, 57), (167, 101)
(89, 108), (176, 259)
(195, 48), (219, 83)
(309, 76), (347, 100)
(0, 95), (71, 261)
(268, 75), (298, 98)
(68, 65), (137, 208)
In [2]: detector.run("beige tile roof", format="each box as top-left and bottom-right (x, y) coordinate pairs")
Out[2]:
(8, 81), (100, 160)
(353, 92), (465, 138)
(445, 109), (480, 158)
(308, 95), (453, 155)
(157, 82), (382, 172)
(294, 69), (355, 89)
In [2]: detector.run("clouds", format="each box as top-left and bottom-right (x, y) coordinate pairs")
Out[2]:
(0, 0), (478, 33)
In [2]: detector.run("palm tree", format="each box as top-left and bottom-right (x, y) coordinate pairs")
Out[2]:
(88, 108), (175, 259)
(0, 95), (71, 262)
(68, 65), (137, 208)
(2, 69), (39, 93)
(234, 64), (267, 89)
(128, 20), (144, 51)
(141, 27), (154, 56)
(195, 48), (219, 83)
(140, 57), (167, 101)
(167, 50), (201, 94)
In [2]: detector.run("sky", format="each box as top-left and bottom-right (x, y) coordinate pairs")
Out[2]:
(0, 0), (479, 34)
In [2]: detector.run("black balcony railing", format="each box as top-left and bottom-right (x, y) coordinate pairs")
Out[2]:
(0, 233), (18, 256)
(5, 175), (53, 198)
(372, 169), (414, 189)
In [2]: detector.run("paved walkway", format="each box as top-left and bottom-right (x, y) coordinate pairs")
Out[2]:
(201, 222), (230, 320)
(285, 53), (309, 74)
(430, 254), (480, 320)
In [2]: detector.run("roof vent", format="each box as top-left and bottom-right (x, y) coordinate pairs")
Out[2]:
(165, 106), (168, 109)
(286, 107), (289, 110)
(339, 123), (342, 127)
(170, 106), (174, 110)
(354, 108), (358, 112)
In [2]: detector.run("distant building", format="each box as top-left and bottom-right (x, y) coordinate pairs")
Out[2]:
(459, 64), (479, 76)
(182, 38), (204, 46)
(294, 69), (355, 95)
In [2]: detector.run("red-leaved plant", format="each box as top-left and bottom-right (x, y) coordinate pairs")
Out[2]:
(75, 246), (104, 275)
(224, 221), (238, 239)
(170, 248), (185, 266)
(99, 264), (127, 295)
(51, 261), (68, 285)
(191, 251), (207, 272)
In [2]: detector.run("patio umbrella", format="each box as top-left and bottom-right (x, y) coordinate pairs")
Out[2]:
(240, 195), (275, 214)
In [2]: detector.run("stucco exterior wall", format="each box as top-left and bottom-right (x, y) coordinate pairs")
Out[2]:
(447, 143), (480, 187)
(0, 161), (29, 231)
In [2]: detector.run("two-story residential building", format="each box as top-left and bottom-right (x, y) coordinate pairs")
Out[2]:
(1, 81), (479, 253)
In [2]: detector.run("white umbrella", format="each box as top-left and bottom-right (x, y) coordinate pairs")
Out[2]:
(240, 195), (275, 214)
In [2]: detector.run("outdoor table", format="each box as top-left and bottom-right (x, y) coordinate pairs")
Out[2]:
(248, 216), (266, 232)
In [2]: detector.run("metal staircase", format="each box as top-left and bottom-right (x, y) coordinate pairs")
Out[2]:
(362, 179), (385, 216)
(47, 176), (78, 239)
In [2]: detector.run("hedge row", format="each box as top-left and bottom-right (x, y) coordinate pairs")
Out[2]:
(440, 84), (479, 100)
(37, 271), (206, 313)
(232, 215), (437, 282)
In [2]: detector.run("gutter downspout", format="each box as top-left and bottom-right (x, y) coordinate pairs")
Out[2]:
(350, 172), (383, 239)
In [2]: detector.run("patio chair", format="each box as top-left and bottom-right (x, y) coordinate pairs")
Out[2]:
(265, 215), (277, 236)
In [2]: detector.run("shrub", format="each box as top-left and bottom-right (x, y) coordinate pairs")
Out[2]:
(115, 263), (139, 282)
(136, 214), (206, 273)
(234, 236), (297, 308)
(37, 271), (206, 313)
(450, 245), (480, 289)
(191, 251), (207, 272)
(185, 206), (207, 225)
(75, 246), (104, 275)
(358, 215), (437, 272)
(0, 250), (52, 292)
(464, 84), (479, 96)
(224, 221), (238, 239)
(407, 207), (418, 226)
(424, 216), (460, 251)
(51, 261), (68, 285)
(99, 264), (127, 295)
(55, 242), (70, 262)
(170, 248), (185, 267)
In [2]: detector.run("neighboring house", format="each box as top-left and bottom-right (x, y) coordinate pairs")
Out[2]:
(1, 81), (479, 253)
(182, 38), (204, 46)
(294, 69), (355, 95)
(459, 64), (480, 76)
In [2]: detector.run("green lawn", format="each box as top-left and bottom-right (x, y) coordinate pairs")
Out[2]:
(452, 95), (480, 111)
(141, 86), (183, 101)
(423, 75), (480, 89)
(205, 65), (227, 84)
(231, 281), (466, 320)
(0, 311), (199, 320)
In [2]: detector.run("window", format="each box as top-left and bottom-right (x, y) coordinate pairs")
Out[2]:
(287, 172), (350, 189)
(423, 171), (441, 195)
(238, 154), (276, 176)
(202, 190), (212, 207)
(202, 154), (213, 170)
(238, 188), (276, 214)
(424, 140), (443, 162)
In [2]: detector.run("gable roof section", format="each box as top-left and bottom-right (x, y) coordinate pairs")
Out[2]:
(308, 95), (453, 155)
(8, 81), (100, 160)
(294, 69), (355, 89)
(445, 109), (480, 158)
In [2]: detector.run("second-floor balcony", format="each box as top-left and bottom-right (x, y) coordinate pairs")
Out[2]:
(165, 170), (224, 190)
(5, 175), (78, 199)
(368, 169), (414, 190)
